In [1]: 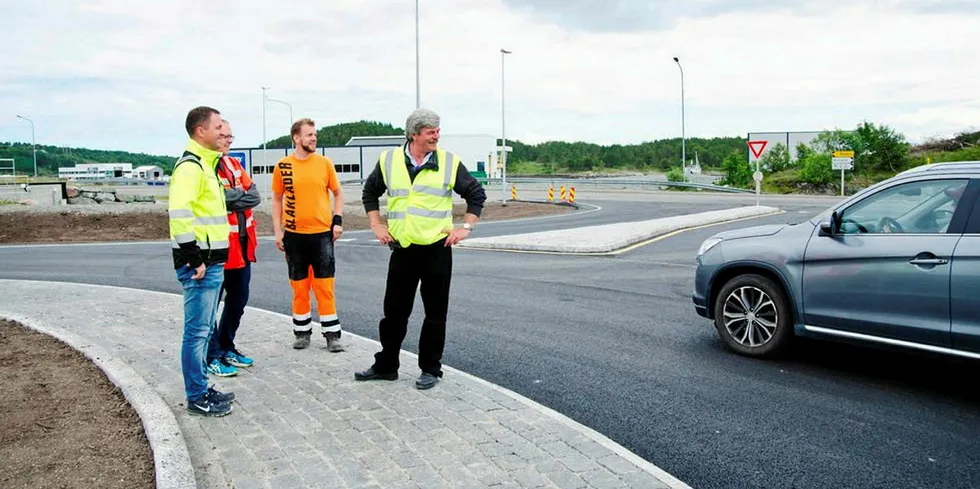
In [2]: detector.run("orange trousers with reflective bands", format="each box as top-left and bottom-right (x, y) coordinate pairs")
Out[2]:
(282, 231), (342, 338)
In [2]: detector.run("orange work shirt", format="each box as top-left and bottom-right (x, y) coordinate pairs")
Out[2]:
(272, 153), (341, 234)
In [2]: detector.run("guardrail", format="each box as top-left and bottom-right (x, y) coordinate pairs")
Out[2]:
(53, 176), (752, 195)
(341, 177), (752, 194)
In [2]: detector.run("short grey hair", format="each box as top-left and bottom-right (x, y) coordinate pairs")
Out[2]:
(406, 108), (440, 141)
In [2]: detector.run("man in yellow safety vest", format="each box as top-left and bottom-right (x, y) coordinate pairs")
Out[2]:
(354, 108), (486, 390)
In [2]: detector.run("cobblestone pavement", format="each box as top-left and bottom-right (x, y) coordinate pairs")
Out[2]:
(0, 279), (689, 489)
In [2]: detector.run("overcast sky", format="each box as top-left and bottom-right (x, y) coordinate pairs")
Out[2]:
(1, 0), (977, 157)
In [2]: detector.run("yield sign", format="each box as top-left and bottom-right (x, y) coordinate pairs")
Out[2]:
(747, 140), (768, 160)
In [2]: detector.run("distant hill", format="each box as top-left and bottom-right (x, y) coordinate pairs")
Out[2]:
(0, 142), (176, 177)
(263, 120), (744, 173)
(263, 120), (404, 148)
(9, 122), (977, 179)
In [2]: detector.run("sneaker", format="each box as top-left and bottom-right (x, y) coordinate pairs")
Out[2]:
(325, 333), (344, 353)
(293, 332), (311, 350)
(207, 386), (235, 404)
(223, 349), (254, 368)
(187, 393), (232, 417)
(208, 358), (238, 377)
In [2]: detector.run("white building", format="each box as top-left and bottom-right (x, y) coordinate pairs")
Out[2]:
(233, 133), (503, 196)
(133, 165), (164, 180)
(59, 163), (133, 181)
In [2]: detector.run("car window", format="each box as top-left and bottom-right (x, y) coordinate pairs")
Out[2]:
(839, 178), (968, 234)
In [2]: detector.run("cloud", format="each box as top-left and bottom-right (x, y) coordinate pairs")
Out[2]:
(0, 0), (977, 157)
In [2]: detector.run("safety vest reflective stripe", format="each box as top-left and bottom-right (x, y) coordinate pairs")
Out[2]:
(169, 209), (194, 219)
(195, 216), (227, 225)
(412, 184), (451, 198)
(230, 216), (255, 235)
(408, 208), (451, 219)
(173, 232), (195, 244)
(193, 216), (228, 226)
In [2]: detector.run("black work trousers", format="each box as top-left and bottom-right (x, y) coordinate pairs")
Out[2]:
(373, 238), (452, 377)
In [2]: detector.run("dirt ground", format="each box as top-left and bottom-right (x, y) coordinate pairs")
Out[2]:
(0, 200), (573, 244)
(0, 319), (155, 489)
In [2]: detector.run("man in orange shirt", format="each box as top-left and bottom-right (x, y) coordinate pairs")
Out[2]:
(272, 118), (345, 351)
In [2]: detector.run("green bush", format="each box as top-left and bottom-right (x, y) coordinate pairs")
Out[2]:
(799, 153), (834, 185)
(760, 143), (791, 172)
(665, 167), (685, 182)
(720, 151), (752, 188)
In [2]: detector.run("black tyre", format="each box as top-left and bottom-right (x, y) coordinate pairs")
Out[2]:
(712, 274), (793, 358)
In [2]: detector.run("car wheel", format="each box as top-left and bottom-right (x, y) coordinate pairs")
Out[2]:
(713, 274), (792, 358)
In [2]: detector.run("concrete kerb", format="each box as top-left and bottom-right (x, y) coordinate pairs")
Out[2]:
(459, 205), (782, 254)
(0, 311), (197, 489)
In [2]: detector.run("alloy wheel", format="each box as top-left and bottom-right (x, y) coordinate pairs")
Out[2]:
(722, 286), (779, 348)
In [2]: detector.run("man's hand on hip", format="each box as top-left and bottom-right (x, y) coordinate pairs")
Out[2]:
(190, 263), (206, 280)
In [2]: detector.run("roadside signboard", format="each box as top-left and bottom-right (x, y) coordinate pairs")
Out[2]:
(748, 141), (768, 207)
(832, 150), (855, 195)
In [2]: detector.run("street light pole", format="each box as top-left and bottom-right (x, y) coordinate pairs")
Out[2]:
(15, 115), (36, 178)
(267, 98), (293, 130)
(673, 57), (686, 172)
(261, 87), (269, 151)
(415, 0), (421, 108)
(500, 48), (512, 204)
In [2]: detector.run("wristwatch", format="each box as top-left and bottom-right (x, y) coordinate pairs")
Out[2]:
(462, 222), (473, 231)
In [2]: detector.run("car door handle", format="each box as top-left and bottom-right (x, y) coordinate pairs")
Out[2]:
(909, 257), (948, 265)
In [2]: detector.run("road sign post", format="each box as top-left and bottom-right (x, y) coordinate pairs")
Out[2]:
(748, 140), (768, 207)
(832, 150), (855, 196)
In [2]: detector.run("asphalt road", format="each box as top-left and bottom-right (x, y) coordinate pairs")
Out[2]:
(2, 194), (978, 489)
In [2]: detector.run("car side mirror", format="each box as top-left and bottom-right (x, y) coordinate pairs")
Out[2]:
(819, 211), (840, 237)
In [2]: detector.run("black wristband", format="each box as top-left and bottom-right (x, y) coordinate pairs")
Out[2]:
(332, 215), (343, 226)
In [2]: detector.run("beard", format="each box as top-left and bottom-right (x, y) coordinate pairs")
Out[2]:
(302, 142), (316, 153)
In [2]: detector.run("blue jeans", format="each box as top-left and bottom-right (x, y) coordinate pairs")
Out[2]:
(207, 262), (251, 363)
(176, 263), (224, 402)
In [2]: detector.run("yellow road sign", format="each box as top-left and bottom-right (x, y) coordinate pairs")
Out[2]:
(833, 150), (855, 158)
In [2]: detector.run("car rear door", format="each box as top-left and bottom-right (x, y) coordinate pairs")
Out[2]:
(950, 179), (980, 354)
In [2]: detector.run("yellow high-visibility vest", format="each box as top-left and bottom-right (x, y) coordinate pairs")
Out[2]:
(168, 139), (230, 265)
(380, 148), (460, 247)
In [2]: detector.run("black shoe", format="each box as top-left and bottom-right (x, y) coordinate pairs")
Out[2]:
(354, 368), (398, 381)
(415, 372), (439, 390)
(187, 393), (232, 417)
(207, 386), (235, 404)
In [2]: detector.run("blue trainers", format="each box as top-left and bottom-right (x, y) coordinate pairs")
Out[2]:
(223, 349), (254, 368)
(208, 358), (238, 377)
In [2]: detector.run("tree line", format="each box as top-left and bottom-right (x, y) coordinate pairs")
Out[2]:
(0, 143), (176, 177)
(719, 123), (980, 190)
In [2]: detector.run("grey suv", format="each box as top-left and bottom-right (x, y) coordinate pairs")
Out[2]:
(693, 161), (980, 359)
